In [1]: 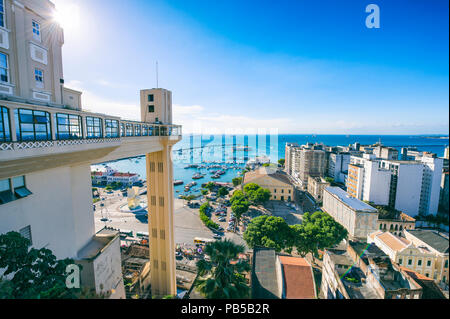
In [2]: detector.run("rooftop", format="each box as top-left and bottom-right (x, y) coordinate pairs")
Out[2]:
(406, 229), (449, 254)
(325, 187), (378, 213)
(77, 227), (119, 260)
(244, 166), (292, 186)
(251, 247), (279, 299)
(376, 232), (411, 252)
(278, 256), (316, 299)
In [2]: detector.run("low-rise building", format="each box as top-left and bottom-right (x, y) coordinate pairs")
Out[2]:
(404, 229), (449, 287)
(321, 243), (423, 299)
(307, 176), (330, 203)
(91, 165), (140, 186)
(251, 247), (317, 299)
(243, 166), (294, 202)
(322, 186), (379, 240)
(377, 211), (416, 237)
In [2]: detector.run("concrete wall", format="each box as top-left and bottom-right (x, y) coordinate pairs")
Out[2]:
(395, 164), (423, 217)
(0, 164), (94, 259)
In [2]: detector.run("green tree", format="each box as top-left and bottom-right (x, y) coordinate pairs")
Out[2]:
(248, 187), (271, 205)
(230, 190), (246, 204)
(232, 177), (242, 187)
(0, 232), (103, 299)
(217, 187), (229, 197)
(243, 215), (293, 252)
(243, 183), (260, 193)
(204, 182), (216, 192)
(278, 158), (285, 166)
(201, 189), (209, 196)
(195, 239), (250, 299)
(295, 211), (348, 259)
(231, 200), (250, 230)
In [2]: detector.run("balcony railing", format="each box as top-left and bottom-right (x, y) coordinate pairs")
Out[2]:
(0, 100), (182, 153)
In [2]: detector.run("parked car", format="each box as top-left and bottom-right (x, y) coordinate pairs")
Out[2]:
(218, 217), (226, 222)
(213, 234), (222, 240)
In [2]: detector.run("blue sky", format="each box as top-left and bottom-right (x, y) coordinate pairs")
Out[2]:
(53, 0), (449, 134)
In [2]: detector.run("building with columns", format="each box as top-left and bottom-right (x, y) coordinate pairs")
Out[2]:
(0, 0), (181, 298)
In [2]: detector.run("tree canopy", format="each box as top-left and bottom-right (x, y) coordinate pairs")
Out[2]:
(195, 239), (250, 299)
(217, 187), (229, 197)
(278, 158), (285, 166)
(232, 177), (242, 187)
(0, 232), (103, 299)
(243, 215), (293, 252)
(243, 211), (347, 256)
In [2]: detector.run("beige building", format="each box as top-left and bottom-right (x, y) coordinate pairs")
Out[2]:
(0, 0), (181, 298)
(368, 230), (449, 287)
(243, 166), (294, 202)
(377, 212), (416, 237)
(307, 175), (329, 203)
(322, 186), (379, 240)
(284, 142), (326, 190)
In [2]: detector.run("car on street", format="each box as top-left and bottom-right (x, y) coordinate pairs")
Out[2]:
(218, 217), (226, 222)
(213, 234), (222, 240)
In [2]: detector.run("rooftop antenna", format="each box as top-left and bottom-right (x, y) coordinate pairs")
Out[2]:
(156, 61), (159, 88)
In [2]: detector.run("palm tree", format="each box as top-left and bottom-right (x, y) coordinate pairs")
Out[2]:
(195, 239), (250, 299)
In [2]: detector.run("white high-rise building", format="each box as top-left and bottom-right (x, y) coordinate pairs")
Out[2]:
(347, 153), (443, 217)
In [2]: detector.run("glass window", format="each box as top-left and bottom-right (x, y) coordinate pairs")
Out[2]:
(34, 68), (44, 88)
(398, 258), (402, 265)
(417, 259), (422, 266)
(427, 260), (431, 267)
(32, 20), (41, 41)
(0, 178), (9, 192)
(134, 124), (141, 136)
(408, 259), (412, 265)
(0, 106), (11, 142)
(148, 125), (154, 136)
(0, 0), (4, 28)
(126, 123), (133, 137)
(15, 109), (51, 141)
(445, 260), (448, 268)
(105, 119), (119, 138)
(142, 125), (148, 136)
(148, 105), (154, 112)
(120, 123), (125, 137)
(56, 113), (82, 139)
(0, 52), (8, 83)
(85, 116), (103, 138)
(148, 94), (154, 102)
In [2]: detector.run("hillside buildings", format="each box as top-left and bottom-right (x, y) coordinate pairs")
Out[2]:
(327, 152), (350, 184)
(322, 187), (379, 240)
(251, 247), (317, 299)
(0, 0), (181, 298)
(368, 230), (449, 287)
(321, 242), (423, 299)
(243, 166), (294, 201)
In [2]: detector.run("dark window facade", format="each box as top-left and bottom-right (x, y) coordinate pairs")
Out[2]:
(134, 124), (141, 136)
(148, 94), (154, 102)
(105, 119), (119, 138)
(15, 109), (51, 141)
(120, 123), (125, 137)
(126, 123), (133, 136)
(0, 176), (32, 205)
(148, 105), (154, 112)
(56, 113), (82, 139)
(142, 125), (148, 136)
(86, 116), (103, 138)
(0, 106), (11, 142)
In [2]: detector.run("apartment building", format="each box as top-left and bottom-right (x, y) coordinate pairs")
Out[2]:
(327, 152), (350, 184)
(373, 144), (399, 160)
(307, 176), (329, 203)
(368, 230), (449, 286)
(347, 154), (392, 205)
(322, 186), (379, 240)
(347, 153), (443, 217)
(0, 0), (182, 298)
(284, 142), (326, 190)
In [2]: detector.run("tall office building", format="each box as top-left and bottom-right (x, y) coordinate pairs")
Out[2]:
(0, 0), (181, 298)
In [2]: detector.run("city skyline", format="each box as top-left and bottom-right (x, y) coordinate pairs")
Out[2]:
(53, 0), (449, 134)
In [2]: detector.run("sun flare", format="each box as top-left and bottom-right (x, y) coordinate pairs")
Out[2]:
(53, 3), (80, 32)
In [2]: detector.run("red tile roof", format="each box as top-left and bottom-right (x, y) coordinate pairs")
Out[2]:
(278, 256), (316, 299)
(112, 173), (137, 177)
